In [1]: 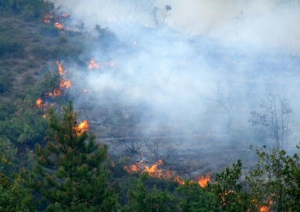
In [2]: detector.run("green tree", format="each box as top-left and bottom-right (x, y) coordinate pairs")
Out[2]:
(177, 181), (217, 212)
(211, 160), (250, 211)
(24, 102), (117, 211)
(122, 174), (178, 212)
(247, 145), (300, 211)
(0, 137), (32, 212)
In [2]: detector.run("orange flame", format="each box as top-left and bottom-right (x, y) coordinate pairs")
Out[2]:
(36, 98), (43, 107)
(260, 206), (269, 212)
(260, 200), (273, 212)
(54, 22), (64, 30)
(198, 174), (211, 188)
(88, 58), (100, 69)
(56, 61), (65, 76)
(60, 79), (71, 89)
(76, 120), (89, 135)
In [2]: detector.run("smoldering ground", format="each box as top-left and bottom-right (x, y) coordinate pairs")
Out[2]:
(51, 0), (300, 173)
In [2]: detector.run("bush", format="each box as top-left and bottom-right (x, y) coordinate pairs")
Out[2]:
(0, 70), (12, 93)
(0, 37), (24, 58)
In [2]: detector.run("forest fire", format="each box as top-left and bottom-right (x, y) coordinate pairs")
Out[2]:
(198, 174), (211, 188)
(88, 58), (100, 69)
(36, 98), (43, 107)
(76, 120), (90, 135)
(54, 22), (64, 30)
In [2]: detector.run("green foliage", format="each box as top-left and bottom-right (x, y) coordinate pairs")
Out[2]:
(247, 145), (300, 211)
(0, 71), (12, 93)
(40, 25), (59, 37)
(0, 37), (24, 58)
(0, 138), (32, 212)
(0, 137), (17, 174)
(23, 102), (118, 211)
(122, 174), (178, 212)
(177, 181), (217, 212)
(0, 98), (48, 148)
(211, 160), (250, 211)
(0, 0), (53, 19)
(0, 173), (32, 212)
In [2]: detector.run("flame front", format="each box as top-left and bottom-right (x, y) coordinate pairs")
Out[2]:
(198, 174), (211, 188)
(76, 120), (89, 135)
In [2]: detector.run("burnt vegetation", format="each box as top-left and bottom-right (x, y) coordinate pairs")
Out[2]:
(0, 1), (300, 211)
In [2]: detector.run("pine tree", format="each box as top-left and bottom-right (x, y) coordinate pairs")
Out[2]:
(24, 102), (117, 211)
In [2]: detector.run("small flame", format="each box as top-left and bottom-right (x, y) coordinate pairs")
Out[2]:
(61, 13), (70, 18)
(56, 61), (65, 76)
(49, 88), (62, 97)
(260, 200), (273, 212)
(60, 79), (71, 89)
(36, 98), (43, 107)
(260, 206), (269, 212)
(54, 22), (64, 30)
(124, 164), (140, 173)
(198, 174), (211, 188)
(43, 13), (54, 23)
(89, 58), (100, 69)
(76, 120), (89, 135)
(174, 176), (185, 185)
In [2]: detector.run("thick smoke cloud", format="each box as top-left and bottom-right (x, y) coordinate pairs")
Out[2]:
(50, 0), (300, 170)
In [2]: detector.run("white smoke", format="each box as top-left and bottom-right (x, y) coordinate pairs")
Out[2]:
(50, 0), (300, 169)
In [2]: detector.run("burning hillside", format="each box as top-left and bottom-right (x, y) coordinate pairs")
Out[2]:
(43, 1), (300, 179)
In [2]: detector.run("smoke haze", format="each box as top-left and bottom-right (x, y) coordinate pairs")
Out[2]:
(50, 0), (300, 171)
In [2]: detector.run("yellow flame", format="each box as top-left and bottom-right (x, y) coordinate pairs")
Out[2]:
(198, 174), (211, 188)
(76, 120), (89, 135)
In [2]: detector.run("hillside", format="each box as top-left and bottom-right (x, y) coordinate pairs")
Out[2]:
(1, 1), (300, 211)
